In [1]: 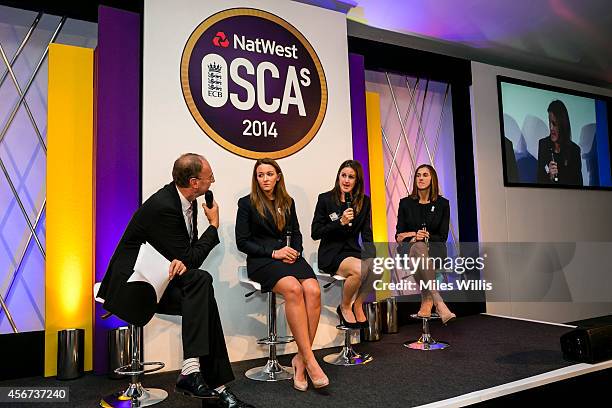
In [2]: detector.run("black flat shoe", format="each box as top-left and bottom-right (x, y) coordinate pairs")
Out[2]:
(215, 388), (255, 408)
(175, 372), (219, 399)
(352, 304), (369, 329)
(337, 305), (360, 329)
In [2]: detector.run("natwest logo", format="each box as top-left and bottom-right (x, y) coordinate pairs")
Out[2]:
(212, 31), (229, 47)
(181, 8), (327, 159)
(233, 34), (298, 59)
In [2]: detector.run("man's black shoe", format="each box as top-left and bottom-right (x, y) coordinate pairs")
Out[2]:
(175, 372), (219, 399)
(216, 388), (255, 408)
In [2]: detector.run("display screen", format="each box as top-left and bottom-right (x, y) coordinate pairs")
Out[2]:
(497, 76), (612, 189)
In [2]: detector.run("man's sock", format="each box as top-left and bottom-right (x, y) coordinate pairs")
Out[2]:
(181, 358), (200, 376)
(215, 385), (226, 393)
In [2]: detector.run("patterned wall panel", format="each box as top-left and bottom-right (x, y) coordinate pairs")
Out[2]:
(365, 70), (460, 289)
(0, 5), (96, 334)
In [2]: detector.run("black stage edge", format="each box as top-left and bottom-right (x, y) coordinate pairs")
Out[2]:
(568, 314), (612, 328)
(2, 315), (607, 407)
(0, 330), (44, 380)
(472, 368), (612, 406)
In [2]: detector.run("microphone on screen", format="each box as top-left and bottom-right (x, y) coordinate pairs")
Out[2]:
(549, 148), (558, 183)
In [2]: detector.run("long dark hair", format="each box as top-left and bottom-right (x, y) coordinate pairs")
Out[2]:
(250, 158), (292, 231)
(409, 164), (440, 202)
(548, 100), (571, 145)
(331, 160), (365, 214)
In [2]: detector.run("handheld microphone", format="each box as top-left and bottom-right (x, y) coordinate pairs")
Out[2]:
(344, 192), (352, 227)
(421, 222), (428, 245)
(204, 190), (214, 209)
(285, 229), (292, 247)
(550, 149), (558, 183)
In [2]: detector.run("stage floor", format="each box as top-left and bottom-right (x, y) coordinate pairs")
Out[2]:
(1, 314), (610, 407)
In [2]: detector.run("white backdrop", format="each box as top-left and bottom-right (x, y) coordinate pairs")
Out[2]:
(471, 62), (612, 324)
(141, 0), (353, 369)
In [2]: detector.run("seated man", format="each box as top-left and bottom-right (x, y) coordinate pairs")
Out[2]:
(97, 153), (253, 408)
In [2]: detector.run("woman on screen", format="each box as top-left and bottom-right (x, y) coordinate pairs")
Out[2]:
(235, 158), (328, 392)
(395, 164), (456, 324)
(311, 160), (376, 329)
(537, 100), (583, 185)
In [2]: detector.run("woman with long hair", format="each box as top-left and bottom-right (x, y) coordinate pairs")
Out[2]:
(395, 164), (456, 324)
(235, 158), (328, 391)
(311, 160), (376, 328)
(537, 99), (583, 185)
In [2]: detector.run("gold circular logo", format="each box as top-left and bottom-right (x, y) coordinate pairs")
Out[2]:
(181, 8), (327, 159)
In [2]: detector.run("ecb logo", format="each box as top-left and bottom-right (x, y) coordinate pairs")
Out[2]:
(181, 8), (328, 159)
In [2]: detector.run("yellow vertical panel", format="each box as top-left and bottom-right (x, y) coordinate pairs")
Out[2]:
(46, 44), (94, 376)
(365, 92), (391, 300)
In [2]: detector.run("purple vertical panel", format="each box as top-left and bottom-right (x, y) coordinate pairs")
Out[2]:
(349, 53), (370, 195)
(94, 6), (141, 374)
(349, 53), (374, 303)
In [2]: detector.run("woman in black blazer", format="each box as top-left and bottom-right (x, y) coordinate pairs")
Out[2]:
(395, 164), (456, 324)
(536, 100), (583, 185)
(236, 158), (328, 391)
(311, 160), (376, 329)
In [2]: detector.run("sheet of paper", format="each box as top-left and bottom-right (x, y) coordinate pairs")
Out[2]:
(128, 243), (170, 302)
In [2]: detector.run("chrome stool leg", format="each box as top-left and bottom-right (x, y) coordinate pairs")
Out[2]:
(100, 325), (168, 407)
(245, 293), (294, 381)
(403, 313), (450, 351)
(323, 280), (373, 366)
(323, 325), (373, 365)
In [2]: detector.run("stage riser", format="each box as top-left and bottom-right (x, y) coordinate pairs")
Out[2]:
(0, 331), (44, 380)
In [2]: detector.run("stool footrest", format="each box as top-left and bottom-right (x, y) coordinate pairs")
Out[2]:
(114, 361), (165, 376)
(335, 324), (359, 331)
(410, 312), (440, 321)
(256, 335), (294, 345)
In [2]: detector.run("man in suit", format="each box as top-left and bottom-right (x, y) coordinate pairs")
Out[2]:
(98, 153), (253, 407)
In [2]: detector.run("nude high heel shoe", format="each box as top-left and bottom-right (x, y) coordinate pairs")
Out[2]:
(291, 355), (307, 392)
(435, 301), (456, 325)
(305, 360), (329, 389)
(417, 292), (434, 318)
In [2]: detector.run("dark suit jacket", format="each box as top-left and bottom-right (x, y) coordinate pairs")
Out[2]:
(97, 182), (219, 326)
(235, 195), (304, 273)
(395, 196), (450, 259)
(311, 191), (375, 272)
(537, 137), (583, 185)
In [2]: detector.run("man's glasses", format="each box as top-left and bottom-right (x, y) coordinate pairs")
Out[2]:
(191, 173), (214, 183)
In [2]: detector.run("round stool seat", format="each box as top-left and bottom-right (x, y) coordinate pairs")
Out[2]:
(403, 313), (450, 351)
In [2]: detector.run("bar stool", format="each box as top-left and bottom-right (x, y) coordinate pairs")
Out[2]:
(315, 270), (373, 366)
(94, 283), (168, 407)
(238, 267), (294, 381)
(403, 313), (449, 350)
